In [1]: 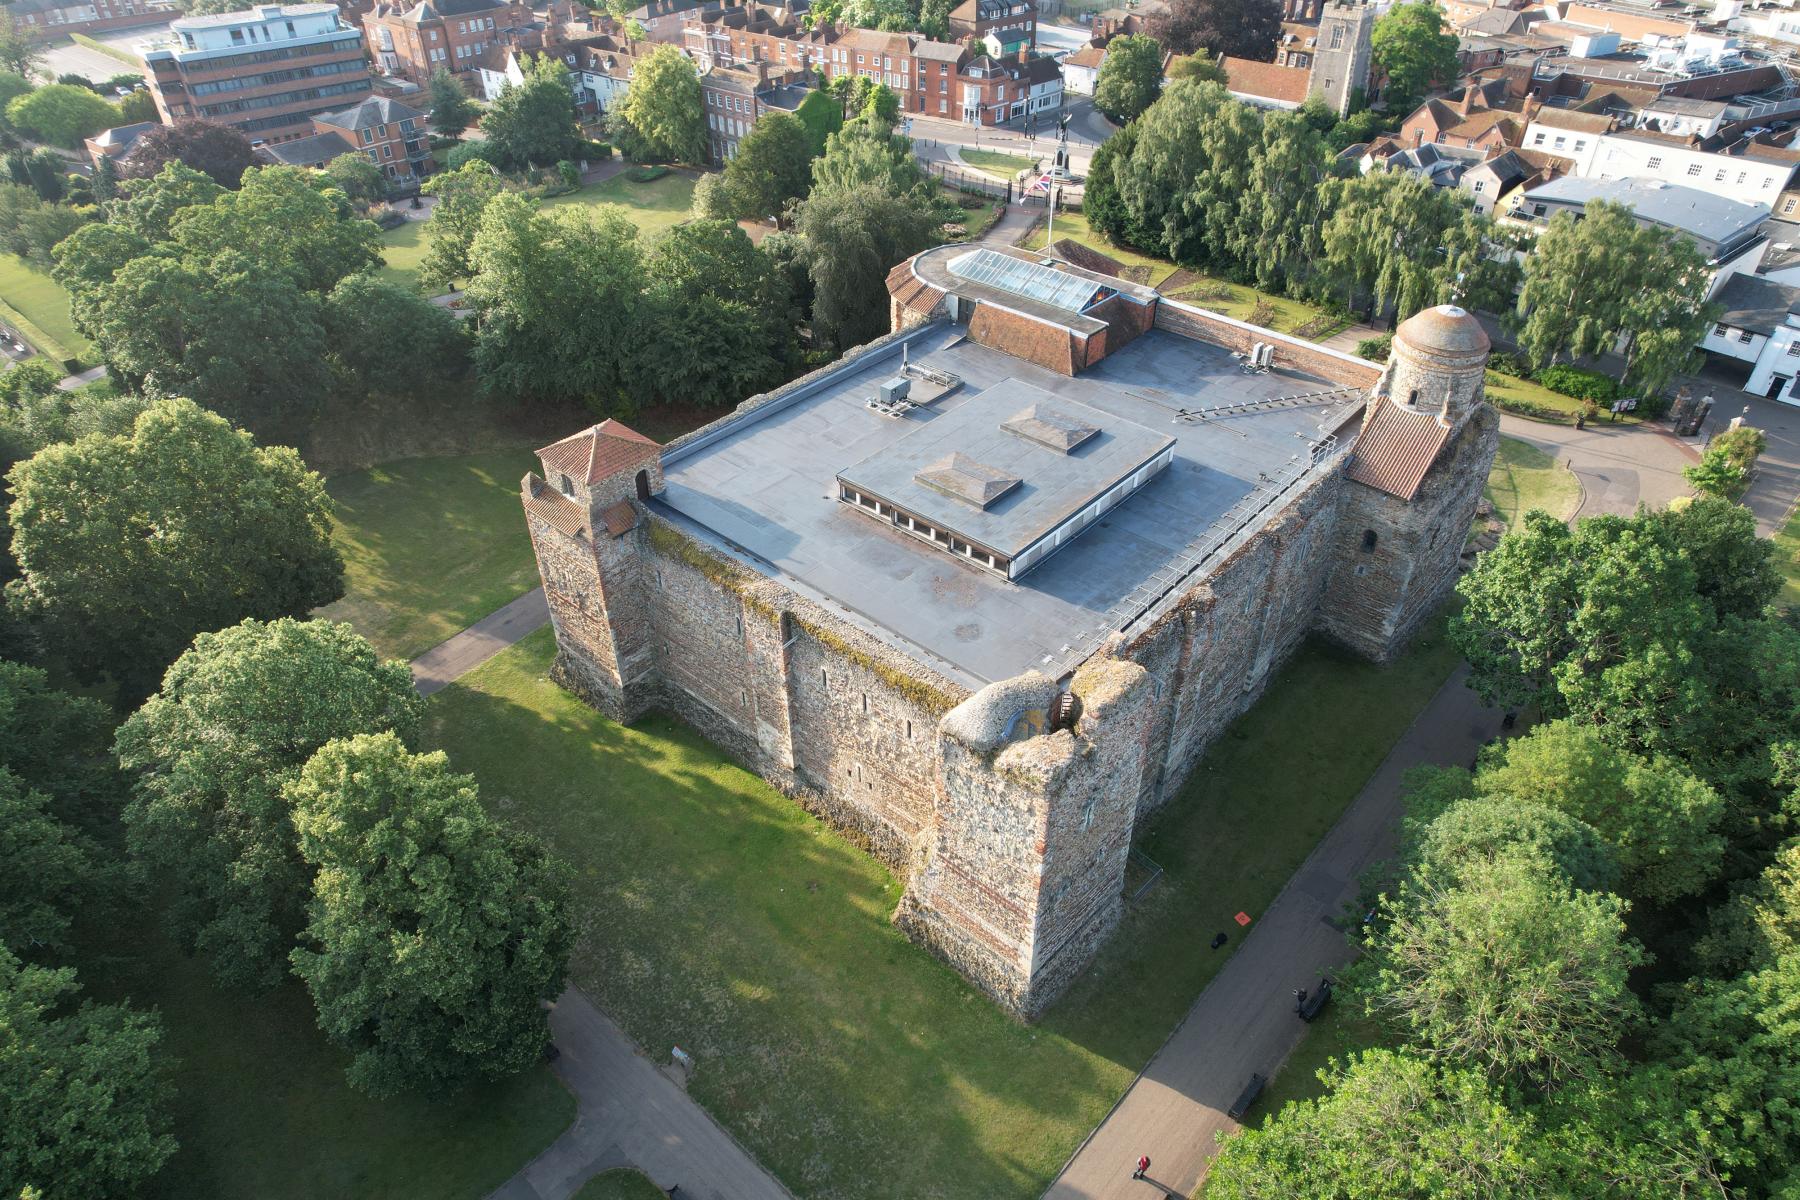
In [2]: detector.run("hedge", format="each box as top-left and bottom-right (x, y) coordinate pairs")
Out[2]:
(1355, 333), (1391, 362)
(70, 33), (142, 68)
(1533, 363), (1620, 404)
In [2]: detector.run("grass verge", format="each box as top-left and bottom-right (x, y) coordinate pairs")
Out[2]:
(71, 31), (145, 67)
(314, 450), (543, 661)
(1251, 1000), (1383, 1116)
(1775, 505), (1800, 610)
(959, 148), (1041, 179)
(0, 253), (89, 367)
(1486, 369), (1642, 426)
(422, 615), (1461, 1200)
(76, 913), (574, 1200)
(1483, 434), (1581, 529)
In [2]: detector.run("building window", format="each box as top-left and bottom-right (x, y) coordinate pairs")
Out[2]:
(1553, 136), (1566, 149)
(1361, 528), (1377, 551)
(1717, 169), (1727, 181)
(1574, 140), (1586, 151)
(1646, 155), (1661, 168)
(1532, 132), (1545, 145)
(1688, 163), (1702, 175)
(1787, 342), (1800, 357)
(1785, 198), (1798, 215)
(1740, 329), (1755, 344)
(559, 473), (573, 495)
(1716, 323), (1731, 336)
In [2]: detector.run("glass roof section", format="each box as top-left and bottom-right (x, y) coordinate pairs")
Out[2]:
(946, 248), (1108, 313)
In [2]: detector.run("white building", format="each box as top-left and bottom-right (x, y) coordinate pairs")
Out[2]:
(1702, 274), (1800, 401)
(1522, 110), (1800, 208)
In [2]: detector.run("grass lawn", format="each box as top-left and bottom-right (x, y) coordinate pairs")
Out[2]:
(1775, 506), (1800, 609)
(379, 171), (701, 293)
(1486, 369), (1642, 426)
(314, 450), (543, 661)
(1026, 210), (1351, 340)
(959, 148), (1042, 179)
(76, 915), (573, 1200)
(0, 252), (92, 363)
(1484, 435), (1581, 529)
(574, 1169), (666, 1199)
(424, 612), (1462, 1200)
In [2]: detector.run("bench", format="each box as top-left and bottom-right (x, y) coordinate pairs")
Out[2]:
(1227, 1072), (1267, 1121)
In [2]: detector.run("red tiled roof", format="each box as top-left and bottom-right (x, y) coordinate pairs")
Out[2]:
(523, 476), (591, 539)
(1345, 399), (1452, 500)
(1064, 44), (1106, 69)
(886, 259), (946, 315)
(537, 420), (660, 485)
(1219, 55), (1312, 106)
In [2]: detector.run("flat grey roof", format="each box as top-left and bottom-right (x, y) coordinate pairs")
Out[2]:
(1522, 176), (1770, 244)
(655, 321), (1361, 686)
(836, 380), (1175, 561)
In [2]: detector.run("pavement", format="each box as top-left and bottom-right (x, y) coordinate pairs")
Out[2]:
(410, 586), (549, 696)
(1043, 665), (1505, 1200)
(488, 990), (794, 1200)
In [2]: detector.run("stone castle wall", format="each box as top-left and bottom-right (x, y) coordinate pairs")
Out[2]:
(1155, 301), (1383, 390)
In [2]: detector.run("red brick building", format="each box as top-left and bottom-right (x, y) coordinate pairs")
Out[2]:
(7, 0), (174, 39)
(946, 0), (1036, 55)
(258, 93), (432, 181)
(363, 0), (528, 85)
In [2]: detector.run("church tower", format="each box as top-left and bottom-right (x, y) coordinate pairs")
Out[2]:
(1311, 0), (1375, 117)
(1317, 304), (1499, 660)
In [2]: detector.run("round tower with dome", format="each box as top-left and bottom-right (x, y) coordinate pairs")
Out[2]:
(1318, 304), (1500, 660)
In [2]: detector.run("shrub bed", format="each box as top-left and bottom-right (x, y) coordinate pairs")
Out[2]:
(1355, 333), (1392, 362)
(1533, 363), (1620, 403)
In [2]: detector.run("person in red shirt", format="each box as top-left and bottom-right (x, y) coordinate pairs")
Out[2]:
(1133, 1155), (1150, 1179)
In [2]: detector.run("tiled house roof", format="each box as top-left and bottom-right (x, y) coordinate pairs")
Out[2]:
(523, 476), (592, 538)
(537, 420), (661, 485)
(1346, 399), (1453, 499)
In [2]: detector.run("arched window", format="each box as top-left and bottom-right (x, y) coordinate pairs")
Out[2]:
(1361, 529), (1378, 552)
(635, 469), (651, 500)
(558, 473), (574, 496)
(1407, 389), (1420, 406)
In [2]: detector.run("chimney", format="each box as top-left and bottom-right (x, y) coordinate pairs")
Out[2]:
(1017, 43), (1027, 63)
(1459, 85), (1476, 115)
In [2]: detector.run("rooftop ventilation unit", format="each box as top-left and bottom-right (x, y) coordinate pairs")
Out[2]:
(879, 376), (912, 405)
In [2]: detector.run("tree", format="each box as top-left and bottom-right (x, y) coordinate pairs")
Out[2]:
(718, 111), (813, 220)
(1319, 168), (1512, 321)
(419, 159), (505, 290)
(1206, 1050), (1550, 1199)
(0, 13), (44, 79)
(1111, 80), (1260, 269)
(1148, 0), (1281, 60)
(321, 272), (468, 403)
(615, 45), (706, 164)
(5, 84), (118, 149)
(0, 659), (119, 836)
(322, 152), (389, 209)
(287, 733), (571, 1097)
(1082, 120), (1138, 248)
(1648, 952), (1800, 1192)
(1685, 425), (1765, 501)
(811, 114), (934, 199)
(170, 164), (382, 294)
(689, 171), (734, 220)
(1515, 202), (1718, 398)
(795, 181), (942, 351)
(5, 400), (344, 700)
(1362, 852), (1644, 1089)
(427, 67), (478, 140)
(115, 618), (422, 991)
(118, 118), (257, 188)
(102, 159), (225, 241)
(465, 193), (646, 408)
(1231, 108), (1331, 294)
(1094, 34), (1165, 124)
(21, 149), (61, 204)
(0, 950), (175, 1198)
(116, 88), (157, 124)
(1475, 721), (1725, 904)
(861, 79), (901, 127)
(1698, 839), (1800, 975)
(1166, 48), (1228, 84)
(639, 220), (793, 408)
(481, 54), (583, 170)
(1450, 503), (1796, 810)
(0, 769), (94, 956)
(1371, 2), (1460, 110)
(794, 86), (843, 156)
(1408, 786), (1620, 896)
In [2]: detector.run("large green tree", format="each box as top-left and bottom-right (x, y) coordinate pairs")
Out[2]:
(795, 180), (942, 351)
(5, 401), (344, 700)
(427, 66), (478, 140)
(481, 54), (583, 170)
(1361, 851), (1643, 1089)
(1319, 168), (1514, 321)
(419, 159), (505, 290)
(718, 111), (813, 220)
(115, 618), (422, 991)
(0, 12), (44, 78)
(1231, 108), (1333, 294)
(1093, 33), (1164, 124)
(640, 219), (794, 408)
(1206, 1049), (1552, 1198)
(1112, 80), (1259, 269)
(0, 950), (175, 1199)
(5, 84), (117, 149)
(321, 272), (468, 404)
(169, 164), (382, 294)
(288, 733), (571, 1097)
(1147, 0), (1281, 61)
(0, 769), (93, 956)
(117, 119), (257, 188)
(101, 160), (224, 242)
(615, 45), (706, 164)
(1371, 2), (1460, 110)
(0, 659), (119, 836)
(1450, 501), (1797, 814)
(1475, 721), (1725, 904)
(1515, 201), (1718, 397)
(1405, 780), (1620, 897)
(465, 192), (646, 407)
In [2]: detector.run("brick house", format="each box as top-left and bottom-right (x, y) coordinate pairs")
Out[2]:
(945, 0), (1036, 56)
(259, 93), (432, 181)
(700, 62), (809, 162)
(1397, 80), (1540, 152)
(7, 0), (175, 39)
(363, 0), (526, 85)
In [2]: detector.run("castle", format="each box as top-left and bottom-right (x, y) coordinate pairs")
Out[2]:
(521, 244), (1497, 1016)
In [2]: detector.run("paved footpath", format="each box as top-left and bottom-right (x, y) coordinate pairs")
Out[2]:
(410, 587), (549, 696)
(1044, 665), (1503, 1199)
(489, 990), (794, 1200)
